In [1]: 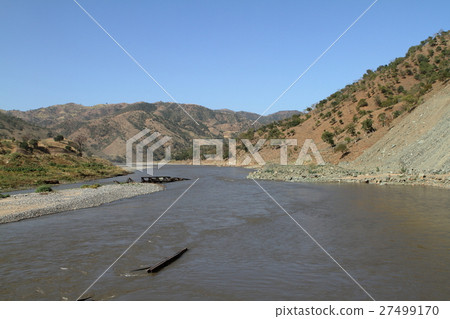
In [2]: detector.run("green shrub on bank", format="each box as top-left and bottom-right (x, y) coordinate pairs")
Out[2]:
(0, 193), (10, 199)
(36, 185), (53, 193)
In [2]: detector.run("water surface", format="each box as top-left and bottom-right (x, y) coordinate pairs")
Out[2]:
(0, 165), (449, 300)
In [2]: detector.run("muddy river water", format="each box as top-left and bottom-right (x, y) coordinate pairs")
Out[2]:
(0, 165), (449, 300)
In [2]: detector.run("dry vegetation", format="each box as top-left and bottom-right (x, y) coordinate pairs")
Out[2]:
(238, 30), (450, 165)
(0, 138), (126, 191)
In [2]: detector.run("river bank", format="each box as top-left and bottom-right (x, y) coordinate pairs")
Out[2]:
(248, 164), (450, 189)
(0, 183), (164, 224)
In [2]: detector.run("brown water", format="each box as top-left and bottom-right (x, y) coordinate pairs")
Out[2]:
(0, 165), (449, 300)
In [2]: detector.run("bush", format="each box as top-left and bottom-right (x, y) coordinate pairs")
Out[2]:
(65, 145), (74, 152)
(346, 123), (357, 136)
(35, 185), (53, 193)
(361, 118), (375, 133)
(54, 135), (64, 142)
(18, 141), (32, 152)
(357, 99), (369, 107)
(393, 110), (402, 118)
(374, 96), (382, 107)
(334, 143), (348, 154)
(29, 139), (39, 149)
(321, 130), (335, 147)
(0, 193), (10, 199)
(378, 113), (387, 126)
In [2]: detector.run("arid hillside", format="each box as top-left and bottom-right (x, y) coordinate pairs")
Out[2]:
(0, 111), (51, 141)
(239, 31), (449, 172)
(350, 84), (449, 173)
(7, 102), (299, 161)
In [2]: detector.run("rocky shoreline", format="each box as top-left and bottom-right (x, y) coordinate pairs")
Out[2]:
(0, 183), (164, 224)
(248, 164), (450, 188)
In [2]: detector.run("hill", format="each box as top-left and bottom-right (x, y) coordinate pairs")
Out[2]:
(7, 102), (299, 161)
(240, 30), (450, 173)
(0, 138), (126, 191)
(0, 111), (51, 141)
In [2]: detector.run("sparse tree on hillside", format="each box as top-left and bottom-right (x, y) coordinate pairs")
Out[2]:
(321, 130), (335, 147)
(72, 134), (87, 156)
(29, 139), (39, 149)
(334, 143), (348, 155)
(361, 118), (375, 133)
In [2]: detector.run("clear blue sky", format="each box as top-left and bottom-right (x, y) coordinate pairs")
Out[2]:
(1, 0), (449, 113)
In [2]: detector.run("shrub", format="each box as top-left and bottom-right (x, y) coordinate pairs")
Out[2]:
(393, 110), (402, 118)
(0, 193), (10, 199)
(65, 145), (74, 152)
(357, 99), (368, 108)
(361, 119), (375, 133)
(36, 185), (53, 193)
(378, 113), (387, 126)
(321, 130), (335, 147)
(29, 139), (39, 149)
(54, 135), (64, 142)
(346, 123), (356, 136)
(374, 96), (382, 107)
(18, 141), (31, 152)
(334, 143), (348, 154)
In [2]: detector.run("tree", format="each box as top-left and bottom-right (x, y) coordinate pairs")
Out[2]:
(72, 134), (87, 156)
(321, 130), (335, 147)
(334, 143), (348, 154)
(54, 135), (64, 142)
(377, 113), (386, 126)
(29, 139), (39, 149)
(361, 118), (375, 133)
(346, 123), (356, 136)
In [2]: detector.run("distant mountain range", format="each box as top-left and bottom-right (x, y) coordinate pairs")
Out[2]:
(2, 102), (300, 161)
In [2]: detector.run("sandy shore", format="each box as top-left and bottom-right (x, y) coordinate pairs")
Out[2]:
(0, 183), (164, 224)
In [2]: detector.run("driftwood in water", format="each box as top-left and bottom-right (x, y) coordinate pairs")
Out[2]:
(132, 248), (188, 273)
(141, 176), (189, 184)
(78, 296), (94, 301)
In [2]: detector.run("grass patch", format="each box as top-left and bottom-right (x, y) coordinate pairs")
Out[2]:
(81, 183), (102, 189)
(35, 185), (53, 193)
(0, 153), (127, 191)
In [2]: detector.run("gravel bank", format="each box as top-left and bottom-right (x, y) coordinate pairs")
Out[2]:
(0, 183), (164, 224)
(248, 164), (450, 188)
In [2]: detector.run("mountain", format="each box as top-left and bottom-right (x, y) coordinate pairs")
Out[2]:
(6, 102), (298, 161)
(240, 30), (450, 172)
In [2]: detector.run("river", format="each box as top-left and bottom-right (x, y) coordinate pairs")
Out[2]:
(0, 165), (449, 300)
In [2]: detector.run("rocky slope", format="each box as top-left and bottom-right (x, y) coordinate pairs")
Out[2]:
(239, 31), (450, 171)
(350, 84), (449, 174)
